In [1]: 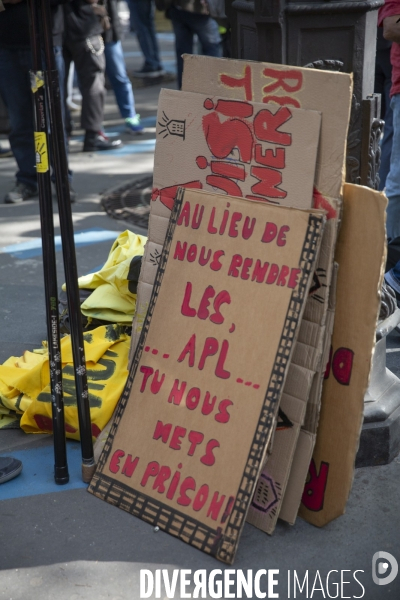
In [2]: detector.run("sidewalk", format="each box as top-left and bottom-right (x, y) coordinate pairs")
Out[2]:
(0, 34), (399, 600)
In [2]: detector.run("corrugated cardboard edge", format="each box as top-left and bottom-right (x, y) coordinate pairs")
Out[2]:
(299, 183), (387, 527)
(278, 272), (337, 524)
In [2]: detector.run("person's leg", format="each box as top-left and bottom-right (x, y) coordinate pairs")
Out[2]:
(67, 36), (106, 134)
(385, 94), (400, 242)
(375, 48), (393, 191)
(0, 47), (37, 193)
(169, 6), (194, 89)
(128, 0), (163, 72)
(191, 14), (222, 59)
(105, 41), (136, 119)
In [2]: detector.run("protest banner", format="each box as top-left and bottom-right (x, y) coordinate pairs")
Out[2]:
(90, 188), (325, 562)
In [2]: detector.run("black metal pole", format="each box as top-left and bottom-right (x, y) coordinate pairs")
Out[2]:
(27, 0), (69, 485)
(38, 0), (96, 483)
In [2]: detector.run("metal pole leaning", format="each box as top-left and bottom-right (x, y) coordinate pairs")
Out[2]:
(38, 0), (96, 483)
(27, 0), (69, 485)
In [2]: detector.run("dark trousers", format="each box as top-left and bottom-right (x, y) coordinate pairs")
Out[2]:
(64, 35), (105, 132)
(168, 7), (222, 89)
(0, 47), (36, 188)
(128, 0), (162, 71)
(375, 48), (394, 191)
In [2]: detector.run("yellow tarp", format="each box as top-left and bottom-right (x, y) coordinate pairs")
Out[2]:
(63, 230), (147, 325)
(0, 324), (130, 440)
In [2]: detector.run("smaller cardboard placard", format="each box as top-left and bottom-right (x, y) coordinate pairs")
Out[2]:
(90, 188), (325, 563)
(299, 183), (386, 526)
(129, 88), (322, 358)
(182, 55), (352, 201)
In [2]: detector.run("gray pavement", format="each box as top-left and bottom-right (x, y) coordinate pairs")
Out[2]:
(0, 33), (400, 600)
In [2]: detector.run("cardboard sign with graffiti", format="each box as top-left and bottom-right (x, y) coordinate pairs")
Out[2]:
(152, 89), (321, 215)
(90, 188), (325, 563)
(182, 55), (352, 203)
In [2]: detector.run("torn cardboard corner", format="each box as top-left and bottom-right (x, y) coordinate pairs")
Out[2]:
(90, 187), (326, 563)
(299, 183), (387, 527)
(129, 87), (322, 360)
(182, 54), (353, 202)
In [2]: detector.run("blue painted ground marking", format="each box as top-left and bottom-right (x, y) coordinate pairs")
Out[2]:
(124, 51), (175, 58)
(100, 138), (156, 156)
(0, 228), (119, 260)
(0, 441), (87, 501)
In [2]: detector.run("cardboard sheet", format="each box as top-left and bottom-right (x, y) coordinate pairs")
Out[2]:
(90, 188), (325, 563)
(180, 56), (353, 534)
(129, 88), (322, 357)
(182, 55), (352, 201)
(299, 183), (386, 526)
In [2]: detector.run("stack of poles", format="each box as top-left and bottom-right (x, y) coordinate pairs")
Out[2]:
(27, 0), (96, 484)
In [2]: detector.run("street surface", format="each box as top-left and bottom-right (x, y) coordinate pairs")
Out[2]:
(0, 31), (399, 600)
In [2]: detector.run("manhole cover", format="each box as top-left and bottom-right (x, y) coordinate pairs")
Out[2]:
(100, 175), (153, 230)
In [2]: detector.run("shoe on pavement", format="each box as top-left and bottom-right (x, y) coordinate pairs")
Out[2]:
(125, 115), (144, 134)
(83, 131), (122, 152)
(4, 182), (38, 204)
(132, 66), (165, 78)
(0, 456), (23, 484)
(51, 181), (77, 203)
(0, 145), (13, 159)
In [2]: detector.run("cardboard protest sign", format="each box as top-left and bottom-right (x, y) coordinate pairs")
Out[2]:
(182, 55), (352, 203)
(180, 56), (353, 533)
(129, 88), (322, 357)
(90, 188), (325, 563)
(299, 183), (386, 526)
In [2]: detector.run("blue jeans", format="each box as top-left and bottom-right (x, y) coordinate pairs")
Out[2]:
(128, 0), (162, 71)
(0, 47), (36, 189)
(375, 47), (394, 190)
(385, 94), (400, 242)
(105, 41), (136, 119)
(169, 7), (222, 89)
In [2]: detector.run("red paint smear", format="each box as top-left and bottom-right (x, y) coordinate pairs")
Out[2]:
(313, 187), (337, 220)
(152, 181), (203, 211)
(236, 378), (243, 384)
(33, 414), (77, 434)
(245, 381), (252, 386)
(253, 384), (260, 389)
(91, 423), (101, 438)
(163, 353), (170, 359)
(196, 156), (208, 169)
(144, 346), (150, 352)
(152, 349), (158, 355)
(204, 98), (214, 110)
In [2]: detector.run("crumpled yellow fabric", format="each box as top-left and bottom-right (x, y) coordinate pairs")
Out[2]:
(0, 325), (130, 440)
(62, 230), (147, 325)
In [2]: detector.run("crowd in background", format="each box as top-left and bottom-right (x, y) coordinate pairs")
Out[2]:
(0, 0), (225, 203)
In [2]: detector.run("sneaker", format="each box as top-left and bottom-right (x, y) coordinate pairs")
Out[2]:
(125, 115), (144, 135)
(132, 66), (165, 78)
(0, 456), (22, 484)
(83, 131), (122, 152)
(0, 145), (13, 159)
(4, 182), (38, 204)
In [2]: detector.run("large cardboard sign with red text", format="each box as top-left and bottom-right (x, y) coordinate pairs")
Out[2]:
(129, 88), (322, 355)
(90, 188), (325, 563)
(181, 56), (353, 531)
